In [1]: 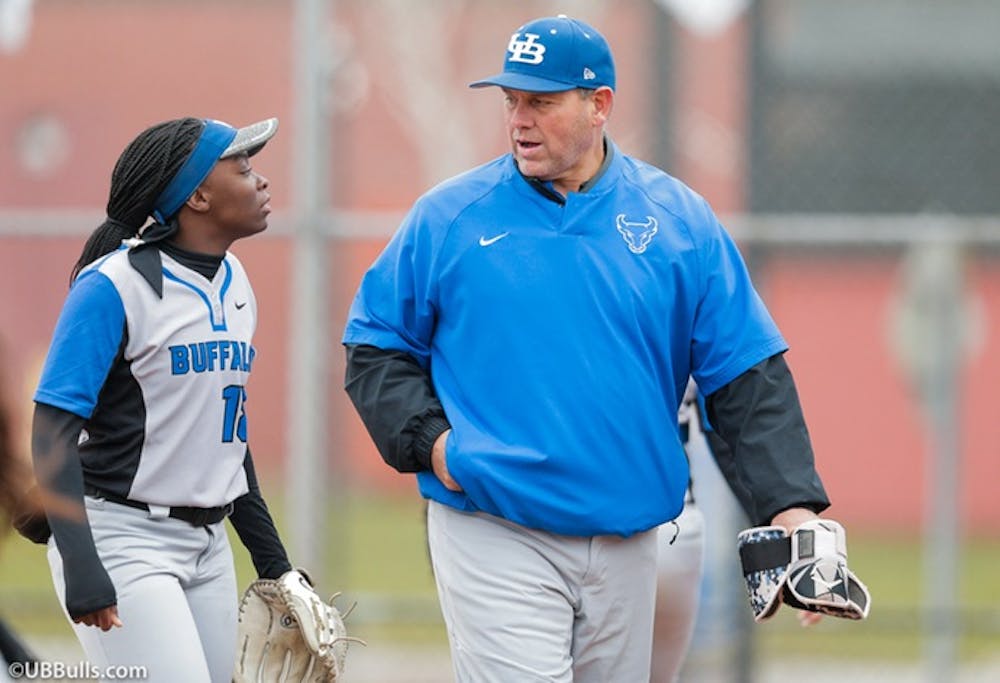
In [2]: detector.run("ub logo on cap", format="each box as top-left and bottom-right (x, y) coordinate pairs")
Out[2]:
(470, 15), (616, 93)
(508, 33), (546, 64)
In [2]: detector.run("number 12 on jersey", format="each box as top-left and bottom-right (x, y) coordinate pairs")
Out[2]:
(222, 384), (248, 443)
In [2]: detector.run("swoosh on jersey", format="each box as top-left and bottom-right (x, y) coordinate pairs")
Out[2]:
(479, 232), (510, 247)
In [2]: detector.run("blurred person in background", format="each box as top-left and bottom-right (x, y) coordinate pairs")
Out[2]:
(28, 116), (297, 683)
(344, 14), (835, 682)
(0, 346), (39, 680)
(652, 378), (766, 681)
(652, 380), (705, 683)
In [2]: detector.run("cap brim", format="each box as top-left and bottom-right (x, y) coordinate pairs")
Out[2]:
(221, 118), (278, 158)
(469, 73), (578, 93)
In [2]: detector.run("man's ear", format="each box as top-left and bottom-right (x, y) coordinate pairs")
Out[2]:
(185, 186), (211, 213)
(591, 86), (614, 125)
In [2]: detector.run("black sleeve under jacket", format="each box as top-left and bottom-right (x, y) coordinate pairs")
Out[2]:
(343, 344), (451, 473)
(705, 353), (831, 526)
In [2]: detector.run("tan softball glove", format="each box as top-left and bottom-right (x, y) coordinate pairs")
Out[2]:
(233, 569), (360, 682)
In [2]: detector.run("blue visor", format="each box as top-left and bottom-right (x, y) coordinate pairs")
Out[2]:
(151, 120), (238, 223)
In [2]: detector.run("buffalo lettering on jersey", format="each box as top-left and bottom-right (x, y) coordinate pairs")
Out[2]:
(169, 340), (255, 375)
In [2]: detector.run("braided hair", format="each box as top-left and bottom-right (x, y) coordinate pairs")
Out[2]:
(70, 118), (203, 282)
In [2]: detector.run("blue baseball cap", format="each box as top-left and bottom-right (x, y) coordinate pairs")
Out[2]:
(469, 15), (616, 93)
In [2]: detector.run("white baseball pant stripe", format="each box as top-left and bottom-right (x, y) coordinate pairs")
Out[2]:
(47, 496), (237, 683)
(427, 500), (658, 683)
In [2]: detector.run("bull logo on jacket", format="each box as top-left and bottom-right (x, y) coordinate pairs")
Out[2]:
(616, 214), (658, 254)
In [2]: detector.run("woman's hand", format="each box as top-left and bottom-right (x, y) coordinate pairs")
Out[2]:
(74, 606), (122, 631)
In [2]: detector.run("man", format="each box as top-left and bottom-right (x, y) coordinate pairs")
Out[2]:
(344, 15), (831, 682)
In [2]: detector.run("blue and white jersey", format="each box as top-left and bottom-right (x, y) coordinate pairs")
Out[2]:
(344, 141), (788, 537)
(35, 247), (256, 508)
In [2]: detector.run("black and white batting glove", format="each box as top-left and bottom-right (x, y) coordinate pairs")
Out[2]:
(737, 525), (790, 622)
(738, 519), (871, 622)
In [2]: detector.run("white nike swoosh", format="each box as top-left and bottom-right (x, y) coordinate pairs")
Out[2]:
(479, 232), (510, 247)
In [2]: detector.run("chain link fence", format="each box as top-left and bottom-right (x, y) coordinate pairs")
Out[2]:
(747, 0), (1000, 214)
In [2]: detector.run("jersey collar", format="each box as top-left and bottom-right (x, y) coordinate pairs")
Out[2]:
(518, 135), (616, 206)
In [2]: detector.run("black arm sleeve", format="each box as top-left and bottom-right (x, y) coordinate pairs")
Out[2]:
(343, 344), (451, 473)
(228, 447), (293, 580)
(705, 353), (831, 526)
(31, 403), (117, 620)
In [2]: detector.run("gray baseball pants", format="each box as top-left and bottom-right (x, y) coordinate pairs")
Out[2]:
(427, 500), (658, 683)
(47, 496), (238, 683)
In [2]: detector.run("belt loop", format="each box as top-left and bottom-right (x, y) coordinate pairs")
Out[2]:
(147, 504), (170, 519)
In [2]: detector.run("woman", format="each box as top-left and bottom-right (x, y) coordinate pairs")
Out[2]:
(31, 117), (296, 682)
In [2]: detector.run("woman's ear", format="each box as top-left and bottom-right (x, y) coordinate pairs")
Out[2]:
(185, 186), (211, 213)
